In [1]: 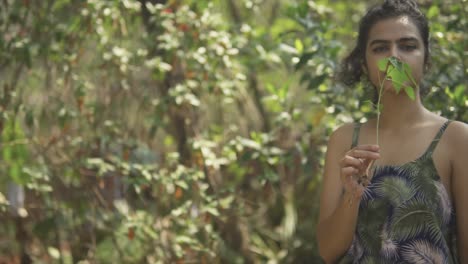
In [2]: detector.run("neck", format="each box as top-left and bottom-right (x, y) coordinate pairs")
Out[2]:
(376, 90), (426, 131)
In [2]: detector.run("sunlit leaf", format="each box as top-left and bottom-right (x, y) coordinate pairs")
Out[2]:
(404, 86), (415, 100)
(427, 6), (440, 19)
(387, 65), (406, 93)
(48, 247), (61, 259)
(203, 207), (220, 216)
(378, 58), (389, 71)
(388, 56), (404, 71)
(295, 51), (317, 70)
(295, 39), (304, 53)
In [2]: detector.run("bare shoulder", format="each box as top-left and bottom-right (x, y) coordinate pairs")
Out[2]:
(328, 122), (356, 148)
(445, 120), (468, 154)
(446, 120), (468, 141)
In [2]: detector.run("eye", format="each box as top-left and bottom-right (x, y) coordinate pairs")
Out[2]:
(372, 46), (388, 53)
(400, 44), (417, 51)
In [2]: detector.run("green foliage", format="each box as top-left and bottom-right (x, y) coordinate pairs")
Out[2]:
(373, 56), (417, 148)
(378, 56), (416, 99)
(1, 118), (30, 184)
(0, 0), (465, 262)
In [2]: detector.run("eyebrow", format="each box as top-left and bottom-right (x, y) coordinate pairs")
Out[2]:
(369, 37), (420, 46)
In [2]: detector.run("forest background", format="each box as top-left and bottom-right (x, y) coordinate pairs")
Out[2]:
(0, 0), (466, 263)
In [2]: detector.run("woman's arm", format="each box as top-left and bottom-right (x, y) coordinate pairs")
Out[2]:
(316, 124), (380, 263)
(449, 121), (468, 262)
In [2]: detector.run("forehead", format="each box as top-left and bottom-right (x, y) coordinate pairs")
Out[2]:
(367, 16), (423, 43)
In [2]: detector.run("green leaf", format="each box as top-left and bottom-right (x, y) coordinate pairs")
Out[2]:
(404, 86), (415, 100)
(278, 83), (290, 100)
(295, 51), (317, 71)
(52, 0), (71, 12)
(3, 147), (12, 162)
(25, 109), (34, 129)
(454, 85), (465, 99)
(388, 56), (404, 71)
(48, 247), (61, 259)
(381, 57), (416, 99)
(306, 74), (327, 90)
(219, 196), (234, 209)
(378, 58), (389, 71)
(387, 65), (406, 93)
(176, 235), (197, 244)
(403, 63), (412, 76)
(263, 168), (279, 182)
(427, 6), (440, 19)
(203, 206), (220, 216)
(453, 84), (466, 105)
(265, 83), (276, 94)
(10, 163), (25, 184)
(238, 137), (261, 151)
(294, 39), (304, 53)
(175, 180), (189, 190)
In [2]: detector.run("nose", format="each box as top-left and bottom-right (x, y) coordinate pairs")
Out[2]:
(390, 45), (401, 60)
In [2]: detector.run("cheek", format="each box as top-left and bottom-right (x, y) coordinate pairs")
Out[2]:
(364, 56), (375, 83)
(407, 50), (426, 82)
(364, 52), (388, 86)
(408, 60), (425, 84)
(365, 60), (385, 87)
(368, 71), (381, 87)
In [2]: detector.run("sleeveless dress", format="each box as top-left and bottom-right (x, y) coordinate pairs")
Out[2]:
(338, 120), (459, 264)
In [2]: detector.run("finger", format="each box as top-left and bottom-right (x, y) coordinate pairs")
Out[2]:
(353, 144), (380, 151)
(341, 168), (360, 188)
(339, 155), (366, 169)
(341, 156), (371, 175)
(363, 159), (376, 174)
(347, 149), (380, 160)
(341, 166), (358, 180)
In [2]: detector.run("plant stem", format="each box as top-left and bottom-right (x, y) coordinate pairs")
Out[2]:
(367, 58), (416, 180)
(366, 70), (386, 180)
(376, 73), (386, 147)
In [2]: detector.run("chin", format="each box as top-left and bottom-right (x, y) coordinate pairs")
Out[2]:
(384, 85), (398, 93)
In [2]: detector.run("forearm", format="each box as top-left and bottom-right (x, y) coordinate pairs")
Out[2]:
(317, 191), (360, 263)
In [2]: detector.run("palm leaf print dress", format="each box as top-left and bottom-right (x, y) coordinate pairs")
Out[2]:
(338, 120), (459, 264)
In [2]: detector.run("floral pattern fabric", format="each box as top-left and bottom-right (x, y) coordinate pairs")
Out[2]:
(339, 120), (459, 264)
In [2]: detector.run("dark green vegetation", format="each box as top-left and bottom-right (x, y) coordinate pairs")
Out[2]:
(0, 0), (466, 263)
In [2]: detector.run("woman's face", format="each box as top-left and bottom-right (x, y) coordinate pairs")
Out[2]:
(364, 16), (426, 93)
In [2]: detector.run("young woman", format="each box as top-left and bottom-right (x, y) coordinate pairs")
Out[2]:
(316, 0), (467, 263)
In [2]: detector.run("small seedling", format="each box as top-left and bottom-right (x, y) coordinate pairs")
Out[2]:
(360, 56), (418, 187)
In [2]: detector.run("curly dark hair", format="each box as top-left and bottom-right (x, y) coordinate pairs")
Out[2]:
(336, 0), (430, 87)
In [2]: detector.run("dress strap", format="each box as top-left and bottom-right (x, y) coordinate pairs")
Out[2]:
(351, 123), (362, 149)
(425, 120), (452, 156)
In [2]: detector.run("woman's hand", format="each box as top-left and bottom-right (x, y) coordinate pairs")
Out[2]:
(339, 145), (380, 203)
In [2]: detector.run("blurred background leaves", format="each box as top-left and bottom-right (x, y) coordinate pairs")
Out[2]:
(0, 0), (466, 263)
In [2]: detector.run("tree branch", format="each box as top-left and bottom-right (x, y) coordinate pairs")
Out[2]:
(226, 0), (242, 24)
(268, 0), (280, 27)
(249, 73), (270, 132)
